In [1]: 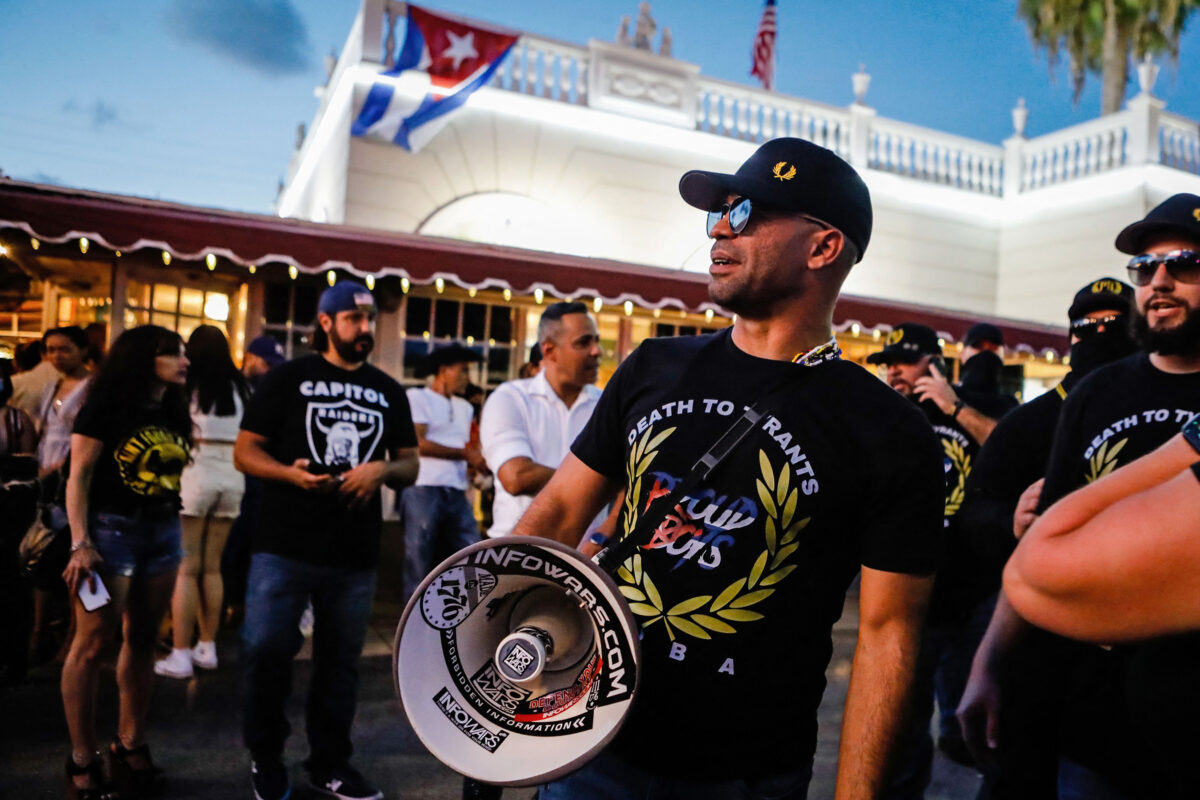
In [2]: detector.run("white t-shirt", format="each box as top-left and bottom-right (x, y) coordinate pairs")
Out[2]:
(480, 371), (605, 538)
(407, 386), (473, 490)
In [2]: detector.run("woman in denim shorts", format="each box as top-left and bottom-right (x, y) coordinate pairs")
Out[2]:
(60, 325), (192, 800)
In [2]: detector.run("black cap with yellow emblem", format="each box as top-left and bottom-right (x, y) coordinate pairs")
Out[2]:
(678, 137), (873, 262)
(865, 322), (941, 365)
(1114, 193), (1200, 255)
(1067, 277), (1134, 320)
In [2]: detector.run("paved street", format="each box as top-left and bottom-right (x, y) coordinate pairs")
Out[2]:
(1, 583), (981, 799)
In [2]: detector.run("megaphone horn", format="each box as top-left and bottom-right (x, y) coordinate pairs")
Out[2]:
(394, 537), (641, 786)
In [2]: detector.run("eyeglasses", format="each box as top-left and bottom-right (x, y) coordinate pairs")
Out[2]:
(1126, 250), (1200, 287)
(705, 197), (830, 238)
(1069, 314), (1124, 336)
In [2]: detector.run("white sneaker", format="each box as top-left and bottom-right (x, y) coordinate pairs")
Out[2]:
(154, 648), (194, 679)
(190, 641), (218, 670)
(299, 604), (314, 638)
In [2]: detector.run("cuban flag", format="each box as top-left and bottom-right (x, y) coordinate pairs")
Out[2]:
(352, 4), (519, 152)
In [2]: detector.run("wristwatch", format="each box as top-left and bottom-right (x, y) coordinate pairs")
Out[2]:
(1183, 412), (1200, 457)
(70, 539), (95, 554)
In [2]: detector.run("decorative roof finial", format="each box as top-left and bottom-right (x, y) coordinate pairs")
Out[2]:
(852, 63), (871, 105)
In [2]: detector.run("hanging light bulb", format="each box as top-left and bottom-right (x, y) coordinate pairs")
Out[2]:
(326, 270), (337, 287)
(850, 323), (861, 335)
(365, 275), (375, 290)
(161, 250), (172, 266)
(435, 278), (445, 294)
(205, 253), (217, 271)
(401, 277), (410, 293)
(114, 250), (122, 258)
(30, 238), (40, 250)
(248, 265), (257, 274)
(79, 237), (89, 254)
(288, 265), (298, 280)
(705, 309), (714, 322)
(592, 297), (602, 313)
(468, 288), (477, 298)
(503, 288), (512, 301)
(652, 308), (661, 318)
(623, 300), (633, 316)
(534, 288), (544, 304)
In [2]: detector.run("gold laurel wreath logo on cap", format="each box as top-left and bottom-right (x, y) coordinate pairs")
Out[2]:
(1091, 279), (1123, 295)
(1193, 208), (1200, 222)
(886, 329), (905, 345)
(772, 161), (797, 181)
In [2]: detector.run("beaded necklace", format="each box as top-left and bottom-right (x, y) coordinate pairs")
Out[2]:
(791, 337), (842, 367)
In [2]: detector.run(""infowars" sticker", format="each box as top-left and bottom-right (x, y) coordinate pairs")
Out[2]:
(432, 687), (508, 752)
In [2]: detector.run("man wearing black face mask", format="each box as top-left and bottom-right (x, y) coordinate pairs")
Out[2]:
(953, 278), (1134, 800)
(234, 282), (419, 800)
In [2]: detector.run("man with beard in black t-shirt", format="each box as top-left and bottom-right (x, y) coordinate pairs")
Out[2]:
(954, 278), (1135, 800)
(510, 138), (945, 799)
(868, 322), (1008, 798)
(234, 282), (418, 800)
(959, 194), (1200, 800)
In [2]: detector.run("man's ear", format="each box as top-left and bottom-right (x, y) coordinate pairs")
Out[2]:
(317, 311), (333, 332)
(807, 228), (846, 270)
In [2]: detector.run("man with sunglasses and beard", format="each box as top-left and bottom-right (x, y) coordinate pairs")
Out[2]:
(959, 194), (1200, 800)
(512, 139), (945, 799)
(234, 282), (419, 800)
(954, 278), (1135, 800)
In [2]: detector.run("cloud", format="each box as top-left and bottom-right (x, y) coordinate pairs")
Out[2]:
(165, 0), (314, 75)
(61, 98), (121, 129)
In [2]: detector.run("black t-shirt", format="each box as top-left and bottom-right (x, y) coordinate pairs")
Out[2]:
(571, 330), (944, 780)
(921, 401), (991, 621)
(240, 355), (416, 570)
(957, 379), (1072, 581)
(1036, 353), (1200, 788)
(73, 401), (190, 515)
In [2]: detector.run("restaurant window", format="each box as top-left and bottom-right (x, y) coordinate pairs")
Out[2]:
(260, 280), (319, 359)
(402, 295), (512, 387)
(125, 280), (231, 340)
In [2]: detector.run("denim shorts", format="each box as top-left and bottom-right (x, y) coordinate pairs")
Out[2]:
(91, 511), (183, 579)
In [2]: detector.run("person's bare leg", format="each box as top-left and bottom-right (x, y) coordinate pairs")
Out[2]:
(170, 516), (204, 650)
(61, 575), (130, 789)
(116, 568), (176, 752)
(197, 516), (233, 643)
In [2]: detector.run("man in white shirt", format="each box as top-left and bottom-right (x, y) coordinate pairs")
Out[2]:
(400, 343), (486, 604)
(481, 302), (607, 540)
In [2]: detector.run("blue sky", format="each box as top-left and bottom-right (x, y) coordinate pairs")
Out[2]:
(3, 0), (1200, 215)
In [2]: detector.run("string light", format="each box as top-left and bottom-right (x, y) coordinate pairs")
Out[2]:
(503, 289), (512, 301)
(0, 245), (7, 258)
(78, 237), (89, 254)
(592, 297), (602, 313)
(288, 265), (298, 280)
(468, 288), (477, 298)
(205, 253), (217, 271)
(872, 329), (881, 340)
(30, 238), (40, 250)
(466, 336), (475, 345)
(623, 300), (633, 316)
(401, 277), (410, 293)
(435, 278), (445, 294)
(534, 288), (544, 304)
(327, 270), (337, 286)
(248, 265), (257, 274)
(850, 323), (861, 335)
(161, 250), (171, 266)
(365, 275), (375, 290)
(705, 309), (714, 322)
(115, 251), (122, 258)
(652, 308), (661, 318)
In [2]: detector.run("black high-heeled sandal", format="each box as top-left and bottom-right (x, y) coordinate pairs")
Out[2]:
(64, 755), (118, 800)
(106, 741), (166, 798)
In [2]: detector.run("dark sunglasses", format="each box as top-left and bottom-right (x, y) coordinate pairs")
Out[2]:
(706, 197), (830, 238)
(1126, 250), (1200, 287)
(1069, 314), (1124, 336)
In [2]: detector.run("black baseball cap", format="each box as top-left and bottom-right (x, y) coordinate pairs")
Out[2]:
(964, 322), (1004, 349)
(1114, 193), (1200, 255)
(416, 342), (483, 378)
(1067, 277), (1134, 320)
(678, 138), (873, 261)
(866, 322), (941, 365)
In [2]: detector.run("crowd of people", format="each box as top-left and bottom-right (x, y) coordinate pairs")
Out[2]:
(1, 135), (1198, 800)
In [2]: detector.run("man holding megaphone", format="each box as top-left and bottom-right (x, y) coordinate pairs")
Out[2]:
(510, 138), (945, 799)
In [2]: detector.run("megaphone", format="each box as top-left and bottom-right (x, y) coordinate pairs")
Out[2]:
(393, 537), (641, 786)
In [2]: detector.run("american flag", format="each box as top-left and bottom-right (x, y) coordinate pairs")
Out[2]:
(750, 0), (777, 90)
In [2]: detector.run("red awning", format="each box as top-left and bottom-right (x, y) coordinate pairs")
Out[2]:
(0, 180), (1068, 354)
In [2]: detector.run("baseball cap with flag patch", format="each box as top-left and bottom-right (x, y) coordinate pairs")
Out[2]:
(678, 137), (872, 261)
(318, 281), (376, 316)
(866, 322), (942, 365)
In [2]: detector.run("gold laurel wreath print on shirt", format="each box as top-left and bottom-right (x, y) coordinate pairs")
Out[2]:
(942, 438), (971, 518)
(617, 427), (806, 642)
(1086, 437), (1128, 483)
